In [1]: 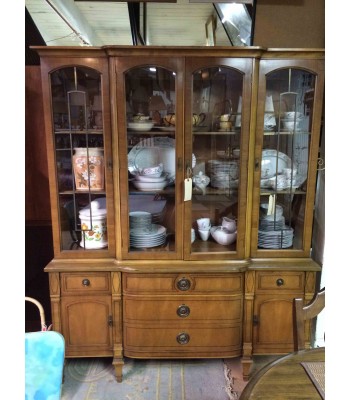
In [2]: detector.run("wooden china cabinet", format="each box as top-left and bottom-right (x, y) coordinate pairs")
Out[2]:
(33, 46), (324, 382)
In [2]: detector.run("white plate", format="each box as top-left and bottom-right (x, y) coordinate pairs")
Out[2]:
(128, 137), (196, 181)
(261, 149), (294, 179)
(130, 224), (166, 237)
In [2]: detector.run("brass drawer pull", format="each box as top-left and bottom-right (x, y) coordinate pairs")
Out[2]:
(177, 304), (190, 318)
(177, 332), (190, 345)
(176, 278), (191, 291)
(276, 278), (284, 287)
(82, 278), (91, 287)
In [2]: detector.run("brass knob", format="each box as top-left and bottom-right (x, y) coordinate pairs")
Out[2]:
(176, 332), (190, 345)
(276, 278), (284, 287)
(82, 278), (90, 287)
(176, 278), (191, 291)
(177, 304), (190, 318)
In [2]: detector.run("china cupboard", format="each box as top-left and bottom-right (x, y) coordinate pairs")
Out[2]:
(33, 46), (324, 381)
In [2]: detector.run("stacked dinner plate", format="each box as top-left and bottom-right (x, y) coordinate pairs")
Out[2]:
(130, 224), (167, 248)
(129, 211), (167, 248)
(258, 203), (294, 249)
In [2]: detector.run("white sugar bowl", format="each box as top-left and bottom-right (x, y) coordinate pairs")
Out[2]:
(193, 171), (210, 195)
(210, 226), (237, 246)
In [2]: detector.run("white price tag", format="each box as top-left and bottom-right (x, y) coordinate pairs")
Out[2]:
(184, 178), (192, 201)
(267, 194), (275, 215)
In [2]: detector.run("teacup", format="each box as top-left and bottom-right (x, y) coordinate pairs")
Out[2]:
(191, 228), (196, 243)
(198, 229), (210, 241)
(220, 114), (232, 122)
(220, 121), (232, 130)
(197, 218), (211, 230)
(222, 217), (236, 232)
(192, 113), (206, 126)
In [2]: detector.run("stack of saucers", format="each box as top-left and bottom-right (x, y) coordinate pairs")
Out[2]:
(258, 203), (294, 249)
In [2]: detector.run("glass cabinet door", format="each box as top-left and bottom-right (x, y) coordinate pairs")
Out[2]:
(49, 63), (114, 256)
(252, 60), (324, 257)
(115, 58), (184, 260)
(184, 58), (253, 260)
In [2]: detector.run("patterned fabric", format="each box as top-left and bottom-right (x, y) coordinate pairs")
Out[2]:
(25, 331), (65, 400)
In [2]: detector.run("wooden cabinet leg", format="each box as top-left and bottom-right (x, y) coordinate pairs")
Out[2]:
(113, 358), (124, 382)
(241, 357), (253, 381)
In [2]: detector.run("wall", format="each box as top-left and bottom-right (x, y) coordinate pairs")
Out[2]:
(25, 66), (51, 224)
(253, 0), (325, 48)
(25, 65), (53, 329)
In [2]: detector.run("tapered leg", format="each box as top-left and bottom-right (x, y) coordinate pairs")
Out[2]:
(113, 358), (124, 382)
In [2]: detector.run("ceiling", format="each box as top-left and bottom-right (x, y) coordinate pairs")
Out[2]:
(25, 0), (254, 48)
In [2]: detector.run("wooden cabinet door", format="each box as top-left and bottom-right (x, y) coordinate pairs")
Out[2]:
(61, 295), (113, 357)
(252, 294), (296, 354)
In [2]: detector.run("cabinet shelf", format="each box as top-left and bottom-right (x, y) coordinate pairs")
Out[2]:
(260, 189), (306, 195)
(193, 130), (241, 135)
(263, 130), (310, 136)
(55, 129), (104, 134)
(59, 190), (106, 195)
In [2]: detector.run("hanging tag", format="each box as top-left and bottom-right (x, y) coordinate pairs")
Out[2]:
(184, 178), (192, 201)
(267, 194), (274, 215)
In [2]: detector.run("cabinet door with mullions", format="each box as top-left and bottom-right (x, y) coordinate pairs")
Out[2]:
(114, 57), (185, 260)
(40, 54), (115, 258)
(184, 57), (253, 260)
(251, 56), (325, 257)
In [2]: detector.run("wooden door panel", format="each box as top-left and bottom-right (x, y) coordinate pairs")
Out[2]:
(61, 296), (113, 355)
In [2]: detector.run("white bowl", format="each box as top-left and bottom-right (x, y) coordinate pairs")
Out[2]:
(140, 164), (164, 176)
(281, 119), (300, 130)
(128, 121), (154, 131)
(210, 226), (237, 245)
(132, 180), (168, 191)
(283, 111), (303, 120)
(135, 173), (168, 183)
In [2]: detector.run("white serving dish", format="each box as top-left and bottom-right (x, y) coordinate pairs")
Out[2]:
(210, 226), (237, 246)
(131, 179), (169, 191)
(261, 150), (294, 179)
(127, 121), (154, 131)
(134, 173), (168, 182)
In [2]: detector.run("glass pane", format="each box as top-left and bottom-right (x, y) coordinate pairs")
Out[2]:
(191, 66), (243, 252)
(125, 66), (176, 253)
(258, 68), (316, 250)
(50, 67), (107, 251)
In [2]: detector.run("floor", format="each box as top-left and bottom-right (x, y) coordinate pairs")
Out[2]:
(224, 355), (280, 399)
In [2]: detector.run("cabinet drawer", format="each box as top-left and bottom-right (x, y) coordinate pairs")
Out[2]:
(124, 296), (243, 323)
(255, 271), (304, 292)
(124, 324), (241, 357)
(61, 272), (111, 295)
(123, 273), (243, 294)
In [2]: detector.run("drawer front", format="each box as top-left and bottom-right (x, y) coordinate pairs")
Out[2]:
(255, 271), (304, 292)
(123, 273), (243, 294)
(124, 324), (241, 355)
(124, 296), (243, 322)
(61, 272), (111, 295)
